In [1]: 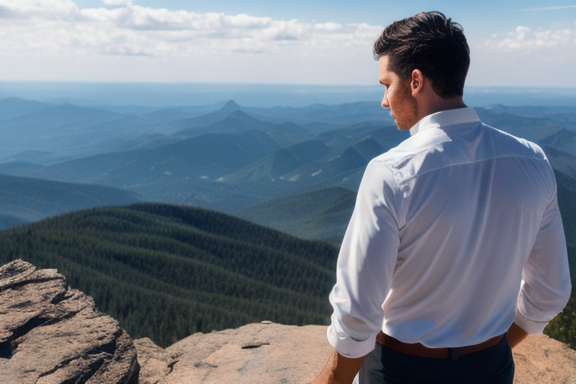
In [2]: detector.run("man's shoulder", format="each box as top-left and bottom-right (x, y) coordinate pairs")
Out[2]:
(367, 118), (549, 182)
(368, 141), (414, 171)
(480, 123), (548, 161)
(367, 121), (455, 171)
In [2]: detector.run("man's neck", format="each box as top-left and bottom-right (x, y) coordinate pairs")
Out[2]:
(419, 96), (467, 118)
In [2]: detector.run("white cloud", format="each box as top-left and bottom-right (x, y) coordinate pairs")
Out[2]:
(468, 23), (576, 87)
(0, 0), (382, 58)
(0, 0), (386, 84)
(103, 0), (130, 6)
(484, 25), (576, 51)
(314, 22), (343, 32)
(0, 0), (84, 21)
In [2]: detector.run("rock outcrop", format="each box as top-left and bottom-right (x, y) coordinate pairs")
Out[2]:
(1, 260), (575, 384)
(0, 259), (139, 384)
(136, 322), (331, 384)
(135, 322), (576, 384)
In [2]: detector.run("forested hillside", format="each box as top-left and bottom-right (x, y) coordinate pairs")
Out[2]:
(0, 174), (140, 229)
(0, 201), (574, 349)
(239, 187), (356, 243)
(0, 203), (338, 347)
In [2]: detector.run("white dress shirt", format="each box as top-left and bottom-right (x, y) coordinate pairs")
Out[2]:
(327, 107), (572, 358)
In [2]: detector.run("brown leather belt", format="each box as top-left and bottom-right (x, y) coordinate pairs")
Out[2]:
(376, 332), (505, 359)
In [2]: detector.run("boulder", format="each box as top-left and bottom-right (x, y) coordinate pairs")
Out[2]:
(0, 259), (139, 384)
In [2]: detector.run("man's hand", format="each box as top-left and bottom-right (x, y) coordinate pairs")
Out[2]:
(507, 322), (529, 348)
(311, 349), (367, 384)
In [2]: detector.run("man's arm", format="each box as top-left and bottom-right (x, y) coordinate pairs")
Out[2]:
(311, 350), (367, 384)
(507, 322), (529, 348)
(316, 162), (400, 383)
(515, 184), (571, 336)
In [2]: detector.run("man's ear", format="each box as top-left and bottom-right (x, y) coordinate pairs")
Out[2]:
(411, 69), (424, 96)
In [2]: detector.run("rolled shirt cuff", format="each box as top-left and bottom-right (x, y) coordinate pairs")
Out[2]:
(327, 323), (378, 359)
(514, 307), (549, 334)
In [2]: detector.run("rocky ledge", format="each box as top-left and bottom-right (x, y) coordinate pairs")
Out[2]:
(138, 323), (576, 384)
(1, 260), (575, 384)
(0, 259), (139, 384)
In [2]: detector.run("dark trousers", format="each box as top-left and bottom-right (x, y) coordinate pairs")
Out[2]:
(357, 336), (514, 384)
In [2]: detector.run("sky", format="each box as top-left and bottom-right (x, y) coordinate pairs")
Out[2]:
(0, 0), (575, 87)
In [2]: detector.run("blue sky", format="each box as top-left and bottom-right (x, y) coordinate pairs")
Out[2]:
(1, 0), (575, 87)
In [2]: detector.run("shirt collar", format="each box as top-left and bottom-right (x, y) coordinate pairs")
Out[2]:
(409, 107), (480, 136)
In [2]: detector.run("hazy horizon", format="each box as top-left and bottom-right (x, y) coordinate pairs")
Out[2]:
(2, 81), (576, 108)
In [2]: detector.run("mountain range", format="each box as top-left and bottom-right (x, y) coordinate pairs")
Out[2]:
(1, 97), (576, 241)
(0, 95), (575, 350)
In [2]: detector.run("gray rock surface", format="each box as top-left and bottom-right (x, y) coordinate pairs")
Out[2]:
(135, 322), (576, 384)
(0, 259), (139, 384)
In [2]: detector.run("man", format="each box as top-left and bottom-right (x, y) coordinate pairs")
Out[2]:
(312, 11), (571, 384)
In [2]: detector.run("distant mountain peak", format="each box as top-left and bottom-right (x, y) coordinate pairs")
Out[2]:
(221, 100), (241, 112)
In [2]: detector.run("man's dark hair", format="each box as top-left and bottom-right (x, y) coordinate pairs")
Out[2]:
(373, 11), (470, 99)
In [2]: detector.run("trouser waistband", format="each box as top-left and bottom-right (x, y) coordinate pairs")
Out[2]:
(376, 332), (505, 359)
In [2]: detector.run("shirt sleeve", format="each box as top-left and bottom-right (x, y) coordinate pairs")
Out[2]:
(515, 184), (572, 334)
(327, 160), (401, 358)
